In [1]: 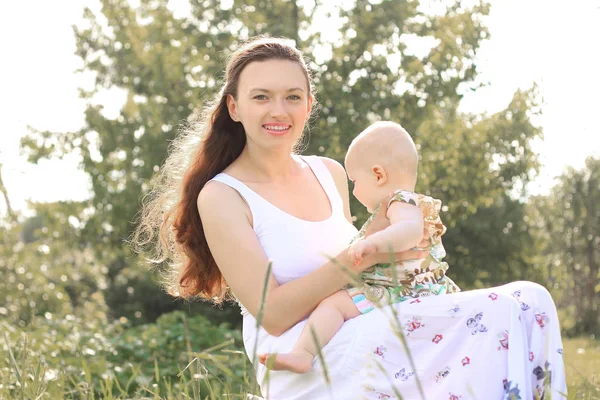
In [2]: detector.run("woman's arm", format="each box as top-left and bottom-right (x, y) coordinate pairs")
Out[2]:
(198, 180), (367, 337)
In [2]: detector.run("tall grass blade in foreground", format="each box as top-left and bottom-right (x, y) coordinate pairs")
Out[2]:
(383, 244), (426, 400)
(251, 261), (273, 396)
(309, 325), (332, 398)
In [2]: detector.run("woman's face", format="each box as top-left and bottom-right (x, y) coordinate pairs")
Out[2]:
(227, 59), (313, 151)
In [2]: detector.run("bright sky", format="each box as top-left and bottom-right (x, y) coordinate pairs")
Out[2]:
(0, 0), (598, 215)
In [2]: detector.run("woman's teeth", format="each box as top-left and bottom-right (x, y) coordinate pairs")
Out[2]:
(264, 125), (289, 131)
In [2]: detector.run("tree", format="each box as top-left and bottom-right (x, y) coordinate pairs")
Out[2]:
(21, 0), (244, 325)
(302, 0), (543, 287)
(529, 157), (599, 335)
(21, 0), (544, 324)
(423, 88), (544, 287)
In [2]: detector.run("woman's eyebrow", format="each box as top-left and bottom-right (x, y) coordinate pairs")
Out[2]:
(248, 87), (304, 93)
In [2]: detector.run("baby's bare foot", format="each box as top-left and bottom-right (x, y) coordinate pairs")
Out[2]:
(258, 351), (313, 374)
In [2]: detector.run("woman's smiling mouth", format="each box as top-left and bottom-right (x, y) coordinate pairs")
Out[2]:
(262, 123), (292, 135)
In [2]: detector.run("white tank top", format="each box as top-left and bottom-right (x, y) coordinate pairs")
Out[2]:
(210, 155), (358, 317)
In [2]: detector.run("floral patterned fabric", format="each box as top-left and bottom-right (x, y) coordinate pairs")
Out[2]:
(351, 281), (567, 400)
(254, 281), (567, 400)
(347, 190), (460, 313)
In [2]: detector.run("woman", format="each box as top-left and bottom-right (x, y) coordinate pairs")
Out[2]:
(133, 37), (566, 399)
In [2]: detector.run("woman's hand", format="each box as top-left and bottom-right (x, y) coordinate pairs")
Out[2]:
(369, 247), (429, 265)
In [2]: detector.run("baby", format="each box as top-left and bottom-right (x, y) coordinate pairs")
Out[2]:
(259, 121), (460, 373)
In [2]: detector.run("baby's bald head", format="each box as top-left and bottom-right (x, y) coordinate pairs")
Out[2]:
(345, 121), (418, 189)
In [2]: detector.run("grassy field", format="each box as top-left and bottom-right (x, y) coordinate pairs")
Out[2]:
(562, 335), (600, 400)
(1, 330), (598, 399)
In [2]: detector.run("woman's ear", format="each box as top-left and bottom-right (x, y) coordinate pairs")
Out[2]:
(372, 165), (388, 186)
(226, 94), (239, 122)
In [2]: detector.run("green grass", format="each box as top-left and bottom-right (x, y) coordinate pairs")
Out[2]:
(1, 259), (597, 400)
(562, 336), (600, 400)
(1, 328), (599, 399)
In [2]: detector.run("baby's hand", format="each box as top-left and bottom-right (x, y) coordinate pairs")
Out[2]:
(348, 238), (377, 265)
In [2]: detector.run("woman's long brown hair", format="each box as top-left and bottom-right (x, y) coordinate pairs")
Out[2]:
(131, 37), (316, 302)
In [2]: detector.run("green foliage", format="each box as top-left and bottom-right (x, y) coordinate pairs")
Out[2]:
(19, 1), (547, 328)
(111, 311), (243, 381)
(0, 202), (109, 328)
(0, 208), (248, 398)
(413, 87), (543, 288)
(20, 0), (233, 326)
(0, 310), (250, 399)
(528, 157), (600, 335)
(0, 316), (122, 399)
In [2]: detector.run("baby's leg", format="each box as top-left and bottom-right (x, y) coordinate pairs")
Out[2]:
(296, 290), (361, 356)
(259, 290), (360, 373)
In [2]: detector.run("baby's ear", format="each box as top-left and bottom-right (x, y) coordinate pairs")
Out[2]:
(372, 165), (388, 185)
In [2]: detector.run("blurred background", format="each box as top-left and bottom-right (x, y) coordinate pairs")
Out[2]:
(0, 0), (598, 398)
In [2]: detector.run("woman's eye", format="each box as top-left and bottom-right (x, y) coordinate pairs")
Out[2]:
(288, 94), (301, 100)
(253, 95), (268, 100)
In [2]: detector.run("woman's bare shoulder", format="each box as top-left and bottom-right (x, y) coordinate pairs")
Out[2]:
(197, 180), (250, 221)
(198, 180), (235, 205)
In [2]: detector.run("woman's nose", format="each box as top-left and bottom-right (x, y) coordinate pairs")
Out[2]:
(269, 98), (287, 118)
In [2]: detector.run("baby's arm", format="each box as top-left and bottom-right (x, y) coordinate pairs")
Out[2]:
(350, 201), (424, 263)
(369, 201), (424, 252)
